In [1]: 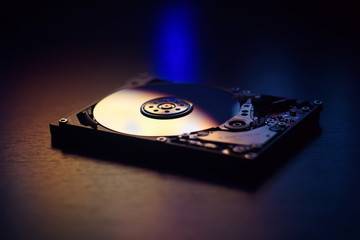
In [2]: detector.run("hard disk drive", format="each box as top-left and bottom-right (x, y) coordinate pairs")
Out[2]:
(50, 75), (322, 177)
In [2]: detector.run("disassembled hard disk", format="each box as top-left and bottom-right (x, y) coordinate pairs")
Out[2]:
(50, 76), (322, 162)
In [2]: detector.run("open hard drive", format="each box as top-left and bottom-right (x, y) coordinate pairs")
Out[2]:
(50, 75), (322, 165)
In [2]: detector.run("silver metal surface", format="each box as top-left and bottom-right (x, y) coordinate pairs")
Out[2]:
(197, 125), (278, 146)
(223, 98), (254, 130)
(93, 84), (237, 136)
(140, 97), (193, 119)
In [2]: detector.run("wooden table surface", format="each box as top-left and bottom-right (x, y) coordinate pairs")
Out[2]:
(1, 2), (359, 240)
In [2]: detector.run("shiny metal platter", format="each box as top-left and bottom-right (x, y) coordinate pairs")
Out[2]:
(93, 84), (239, 136)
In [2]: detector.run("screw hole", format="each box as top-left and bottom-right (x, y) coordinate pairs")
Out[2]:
(230, 120), (246, 127)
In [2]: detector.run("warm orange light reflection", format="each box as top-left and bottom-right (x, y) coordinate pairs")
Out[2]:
(93, 88), (219, 136)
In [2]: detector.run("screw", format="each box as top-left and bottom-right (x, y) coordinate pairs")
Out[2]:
(197, 131), (209, 137)
(277, 122), (287, 128)
(203, 142), (217, 149)
(244, 152), (258, 160)
(222, 149), (231, 155)
(302, 106), (310, 112)
(229, 120), (246, 128)
(59, 118), (68, 124)
(232, 145), (249, 153)
(314, 100), (322, 105)
(180, 133), (190, 139)
(156, 137), (167, 142)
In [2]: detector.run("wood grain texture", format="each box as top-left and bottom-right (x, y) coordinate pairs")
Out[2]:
(1, 3), (359, 240)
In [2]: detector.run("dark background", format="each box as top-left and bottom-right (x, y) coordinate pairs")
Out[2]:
(1, 1), (359, 240)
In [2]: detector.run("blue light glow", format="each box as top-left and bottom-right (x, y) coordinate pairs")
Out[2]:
(153, 3), (200, 83)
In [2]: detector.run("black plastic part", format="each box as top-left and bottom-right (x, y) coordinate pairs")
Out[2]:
(77, 107), (98, 129)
